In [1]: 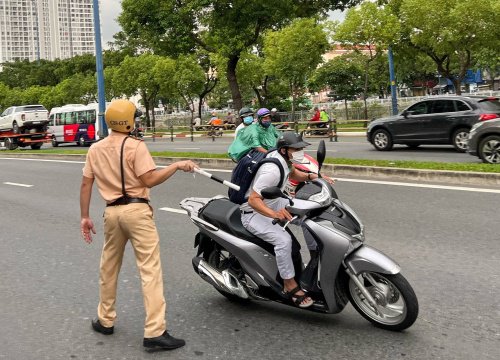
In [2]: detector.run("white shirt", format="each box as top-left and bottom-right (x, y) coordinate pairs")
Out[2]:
(240, 151), (290, 212)
(234, 123), (246, 137)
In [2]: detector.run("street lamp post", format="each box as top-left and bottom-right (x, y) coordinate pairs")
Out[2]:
(92, 0), (108, 137)
(388, 46), (398, 116)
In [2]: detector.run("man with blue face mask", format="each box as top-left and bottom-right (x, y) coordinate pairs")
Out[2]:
(234, 107), (254, 137)
(228, 107), (280, 161)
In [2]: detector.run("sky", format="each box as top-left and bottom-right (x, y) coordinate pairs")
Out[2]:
(99, 2), (345, 46)
(100, 0), (122, 46)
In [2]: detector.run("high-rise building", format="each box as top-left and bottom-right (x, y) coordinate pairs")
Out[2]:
(0, 0), (97, 63)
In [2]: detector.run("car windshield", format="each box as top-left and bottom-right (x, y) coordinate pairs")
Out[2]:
(477, 98), (500, 113)
(15, 105), (47, 112)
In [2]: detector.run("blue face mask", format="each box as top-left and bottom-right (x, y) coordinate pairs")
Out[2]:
(260, 120), (271, 128)
(243, 116), (253, 125)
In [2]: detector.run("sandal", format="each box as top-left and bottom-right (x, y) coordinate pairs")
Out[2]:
(283, 286), (314, 308)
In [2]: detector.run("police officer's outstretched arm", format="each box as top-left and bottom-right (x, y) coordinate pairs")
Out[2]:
(139, 160), (198, 188)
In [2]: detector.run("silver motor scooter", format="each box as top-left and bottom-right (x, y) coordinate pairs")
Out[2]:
(180, 141), (418, 331)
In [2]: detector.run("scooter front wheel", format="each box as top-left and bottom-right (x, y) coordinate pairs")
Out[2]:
(347, 272), (418, 331)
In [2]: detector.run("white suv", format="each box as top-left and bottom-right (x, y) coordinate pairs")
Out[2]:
(0, 105), (49, 133)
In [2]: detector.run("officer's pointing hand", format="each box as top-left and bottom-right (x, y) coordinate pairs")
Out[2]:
(177, 160), (198, 173)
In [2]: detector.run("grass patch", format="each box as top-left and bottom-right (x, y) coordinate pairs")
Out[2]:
(327, 158), (500, 173)
(6, 148), (500, 173)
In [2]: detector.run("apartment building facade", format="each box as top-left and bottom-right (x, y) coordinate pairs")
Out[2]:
(0, 0), (97, 63)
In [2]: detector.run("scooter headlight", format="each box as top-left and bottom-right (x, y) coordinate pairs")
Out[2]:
(308, 182), (332, 206)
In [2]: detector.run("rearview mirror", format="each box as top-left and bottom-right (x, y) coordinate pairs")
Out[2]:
(261, 187), (286, 200)
(317, 140), (326, 175)
(403, 110), (415, 118)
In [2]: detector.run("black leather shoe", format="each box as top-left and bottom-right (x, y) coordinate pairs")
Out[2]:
(143, 331), (185, 350)
(91, 318), (114, 335)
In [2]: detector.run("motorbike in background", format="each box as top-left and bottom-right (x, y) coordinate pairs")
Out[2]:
(181, 141), (419, 331)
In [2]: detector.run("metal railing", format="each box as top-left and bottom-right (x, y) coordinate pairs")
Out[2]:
(140, 117), (369, 143)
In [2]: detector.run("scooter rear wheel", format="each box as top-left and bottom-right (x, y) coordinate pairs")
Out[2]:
(347, 272), (418, 331)
(207, 249), (250, 304)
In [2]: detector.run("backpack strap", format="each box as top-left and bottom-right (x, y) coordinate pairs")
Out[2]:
(255, 157), (285, 189)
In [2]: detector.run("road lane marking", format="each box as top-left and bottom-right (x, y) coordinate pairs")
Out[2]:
(333, 177), (500, 194)
(158, 207), (187, 214)
(0, 157), (85, 164)
(2, 158), (500, 194)
(3, 182), (33, 187)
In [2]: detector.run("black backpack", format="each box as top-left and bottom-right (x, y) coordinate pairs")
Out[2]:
(228, 149), (285, 205)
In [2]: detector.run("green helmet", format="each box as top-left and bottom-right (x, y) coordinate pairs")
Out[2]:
(239, 107), (254, 118)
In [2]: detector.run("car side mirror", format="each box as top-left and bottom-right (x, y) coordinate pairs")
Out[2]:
(403, 110), (415, 118)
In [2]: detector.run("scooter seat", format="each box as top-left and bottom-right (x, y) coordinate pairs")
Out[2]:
(199, 198), (275, 255)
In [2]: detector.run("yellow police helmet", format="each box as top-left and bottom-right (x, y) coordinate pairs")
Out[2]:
(105, 99), (138, 133)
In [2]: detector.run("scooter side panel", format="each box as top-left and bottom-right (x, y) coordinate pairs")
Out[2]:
(345, 245), (401, 275)
(198, 228), (281, 288)
(305, 220), (350, 314)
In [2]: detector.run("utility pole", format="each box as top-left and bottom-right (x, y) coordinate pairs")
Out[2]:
(92, 0), (108, 137)
(388, 46), (398, 116)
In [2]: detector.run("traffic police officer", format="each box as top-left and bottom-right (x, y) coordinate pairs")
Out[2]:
(79, 99), (197, 351)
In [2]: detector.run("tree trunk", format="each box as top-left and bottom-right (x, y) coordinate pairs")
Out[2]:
(144, 101), (151, 128)
(253, 87), (264, 107)
(344, 99), (348, 121)
(226, 55), (243, 111)
(291, 82), (296, 131)
(453, 78), (462, 95)
(198, 96), (203, 119)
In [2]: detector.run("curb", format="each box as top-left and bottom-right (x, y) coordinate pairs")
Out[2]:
(2, 153), (499, 187)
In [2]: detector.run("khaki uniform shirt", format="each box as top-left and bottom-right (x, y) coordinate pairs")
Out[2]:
(82, 132), (156, 203)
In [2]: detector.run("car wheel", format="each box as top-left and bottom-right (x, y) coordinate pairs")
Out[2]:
(452, 128), (469, 152)
(30, 143), (42, 150)
(4, 137), (18, 150)
(12, 121), (19, 134)
(78, 135), (86, 147)
(478, 135), (500, 164)
(51, 137), (59, 147)
(372, 129), (393, 151)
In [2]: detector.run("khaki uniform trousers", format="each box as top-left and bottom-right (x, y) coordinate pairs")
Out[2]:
(98, 202), (166, 338)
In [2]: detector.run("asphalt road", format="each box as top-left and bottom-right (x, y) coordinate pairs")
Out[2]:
(0, 158), (499, 360)
(37, 135), (483, 164)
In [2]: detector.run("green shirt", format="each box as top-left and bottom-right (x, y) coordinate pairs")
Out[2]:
(228, 123), (280, 161)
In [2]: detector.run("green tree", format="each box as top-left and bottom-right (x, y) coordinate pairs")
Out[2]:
(311, 54), (364, 120)
(397, 0), (499, 94)
(334, 1), (400, 117)
(113, 53), (163, 128)
(263, 18), (329, 125)
(118, 0), (361, 111)
(172, 55), (207, 122)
